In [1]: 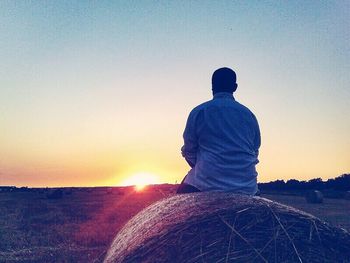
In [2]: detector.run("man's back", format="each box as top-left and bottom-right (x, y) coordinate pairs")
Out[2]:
(182, 92), (260, 195)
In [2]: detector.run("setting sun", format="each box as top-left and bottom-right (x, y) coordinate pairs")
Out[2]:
(121, 172), (160, 191)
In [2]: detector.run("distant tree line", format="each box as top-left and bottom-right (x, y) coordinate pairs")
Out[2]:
(259, 174), (350, 191)
(1, 174), (350, 193)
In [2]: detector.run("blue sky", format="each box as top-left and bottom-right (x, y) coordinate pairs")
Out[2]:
(0, 1), (349, 186)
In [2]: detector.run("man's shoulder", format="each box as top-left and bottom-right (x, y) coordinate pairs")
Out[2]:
(189, 98), (258, 122)
(189, 100), (212, 114)
(234, 101), (259, 124)
(234, 100), (254, 114)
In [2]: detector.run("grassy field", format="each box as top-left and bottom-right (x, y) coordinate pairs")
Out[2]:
(0, 185), (349, 262)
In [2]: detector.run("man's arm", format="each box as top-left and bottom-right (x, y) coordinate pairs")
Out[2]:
(181, 110), (199, 168)
(252, 113), (261, 155)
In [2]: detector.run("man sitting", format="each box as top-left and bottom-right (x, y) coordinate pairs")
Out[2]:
(177, 67), (261, 195)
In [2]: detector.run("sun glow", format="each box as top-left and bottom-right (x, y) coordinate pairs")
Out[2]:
(121, 172), (160, 191)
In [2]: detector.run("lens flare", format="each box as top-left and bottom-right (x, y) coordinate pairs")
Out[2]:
(121, 172), (159, 191)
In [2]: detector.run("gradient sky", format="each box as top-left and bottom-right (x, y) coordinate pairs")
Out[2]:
(1, 1), (349, 187)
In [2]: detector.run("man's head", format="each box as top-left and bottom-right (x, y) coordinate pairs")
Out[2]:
(212, 67), (237, 94)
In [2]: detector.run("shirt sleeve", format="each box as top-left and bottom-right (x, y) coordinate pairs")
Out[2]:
(252, 113), (261, 154)
(181, 109), (199, 168)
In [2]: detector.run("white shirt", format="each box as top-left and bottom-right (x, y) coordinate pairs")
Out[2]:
(182, 92), (261, 195)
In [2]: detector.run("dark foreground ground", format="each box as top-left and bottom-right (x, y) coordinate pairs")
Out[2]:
(0, 185), (349, 262)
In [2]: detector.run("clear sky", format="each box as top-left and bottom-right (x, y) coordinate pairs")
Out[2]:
(1, 1), (349, 187)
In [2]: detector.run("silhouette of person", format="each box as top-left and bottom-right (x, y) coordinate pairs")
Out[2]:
(177, 67), (261, 195)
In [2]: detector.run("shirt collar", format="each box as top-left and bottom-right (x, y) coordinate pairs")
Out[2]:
(213, 92), (235, 100)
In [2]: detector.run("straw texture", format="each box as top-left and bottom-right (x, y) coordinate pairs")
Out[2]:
(104, 192), (350, 263)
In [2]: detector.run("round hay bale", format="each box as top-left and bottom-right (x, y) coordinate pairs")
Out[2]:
(305, 190), (323, 204)
(104, 192), (350, 263)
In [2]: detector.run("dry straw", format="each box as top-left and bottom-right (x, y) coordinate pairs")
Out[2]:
(104, 192), (350, 262)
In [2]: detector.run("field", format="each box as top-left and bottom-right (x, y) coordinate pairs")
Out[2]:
(0, 185), (349, 262)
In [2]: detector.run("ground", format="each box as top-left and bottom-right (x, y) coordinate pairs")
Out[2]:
(0, 185), (349, 262)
